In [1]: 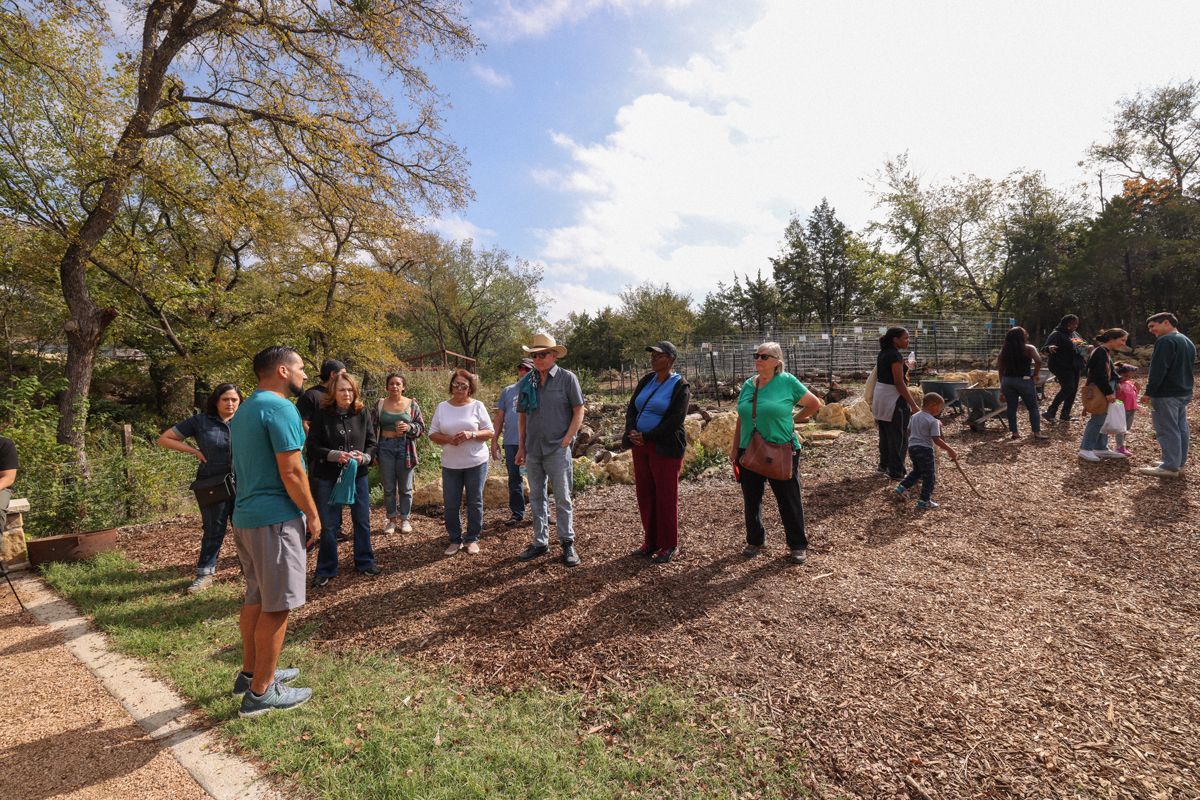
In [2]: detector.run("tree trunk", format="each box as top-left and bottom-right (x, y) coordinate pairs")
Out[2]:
(56, 311), (112, 476)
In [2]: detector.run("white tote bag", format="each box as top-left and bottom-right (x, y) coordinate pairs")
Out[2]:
(1100, 401), (1127, 435)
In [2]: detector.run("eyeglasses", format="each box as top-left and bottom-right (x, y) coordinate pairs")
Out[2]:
(451, 382), (469, 389)
(530, 352), (552, 359)
(753, 353), (776, 360)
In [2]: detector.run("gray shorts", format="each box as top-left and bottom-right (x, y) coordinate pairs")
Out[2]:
(233, 517), (308, 612)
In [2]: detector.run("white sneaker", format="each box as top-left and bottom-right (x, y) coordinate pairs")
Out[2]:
(1077, 449), (1101, 462)
(444, 542), (461, 556)
(382, 519), (396, 535)
(1094, 449), (1126, 459)
(400, 519), (413, 534)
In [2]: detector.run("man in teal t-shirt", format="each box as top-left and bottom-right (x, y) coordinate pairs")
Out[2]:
(228, 346), (322, 718)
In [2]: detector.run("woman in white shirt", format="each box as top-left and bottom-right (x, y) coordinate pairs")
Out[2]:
(428, 369), (495, 555)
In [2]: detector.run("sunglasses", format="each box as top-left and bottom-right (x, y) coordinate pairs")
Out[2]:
(753, 353), (776, 360)
(451, 382), (470, 389)
(530, 352), (552, 359)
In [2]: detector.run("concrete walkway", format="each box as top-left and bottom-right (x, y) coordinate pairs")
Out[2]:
(0, 573), (283, 800)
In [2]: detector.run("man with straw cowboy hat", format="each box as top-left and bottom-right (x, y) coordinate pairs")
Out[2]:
(514, 332), (586, 566)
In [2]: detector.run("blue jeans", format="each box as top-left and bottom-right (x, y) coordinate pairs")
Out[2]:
(526, 445), (574, 547)
(377, 437), (414, 520)
(314, 474), (375, 577)
(1080, 411), (1109, 452)
(442, 463), (488, 543)
(900, 446), (937, 503)
(196, 497), (233, 576)
(1001, 376), (1041, 434)
(1151, 395), (1190, 470)
(503, 444), (525, 520)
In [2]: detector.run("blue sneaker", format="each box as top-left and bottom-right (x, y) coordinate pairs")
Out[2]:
(238, 681), (312, 718)
(891, 484), (907, 501)
(232, 668), (301, 696)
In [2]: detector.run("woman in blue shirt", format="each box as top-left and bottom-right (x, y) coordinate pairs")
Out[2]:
(157, 383), (243, 593)
(622, 341), (690, 563)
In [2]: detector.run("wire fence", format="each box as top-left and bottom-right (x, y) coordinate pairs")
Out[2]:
(592, 313), (1015, 401)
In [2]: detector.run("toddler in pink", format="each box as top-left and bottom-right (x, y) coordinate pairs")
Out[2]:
(1114, 363), (1139, 455)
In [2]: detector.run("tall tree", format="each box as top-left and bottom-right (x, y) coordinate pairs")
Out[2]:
(772, 199), (858, 327)
(614, 282), (695, 361)
(1088, 80), (1200, 196)
(0, 0), (476, 466)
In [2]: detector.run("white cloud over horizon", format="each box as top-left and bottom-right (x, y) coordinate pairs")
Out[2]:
(429, 214), (497, 243)
(527, 0), (1200, 318)
(477, 0), (693, 41)
(470, 63), (514, 89)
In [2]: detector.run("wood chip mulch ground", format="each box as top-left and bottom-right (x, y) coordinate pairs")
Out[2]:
(117, 400), (1200, 799)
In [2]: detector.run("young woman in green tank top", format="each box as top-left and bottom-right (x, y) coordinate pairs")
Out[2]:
(375, 373), (424, 534)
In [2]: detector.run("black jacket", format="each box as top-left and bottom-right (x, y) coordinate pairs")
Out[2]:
(306, 404), (379, 481)
(621, 373), (691, 458)
(1043, 328), (1085, 373)
(1085, 346), (1115, 397)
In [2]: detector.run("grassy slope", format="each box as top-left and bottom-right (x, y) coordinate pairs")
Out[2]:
(43, 553), (804, 800)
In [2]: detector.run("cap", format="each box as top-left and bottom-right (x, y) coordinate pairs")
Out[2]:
(1115, 362), (1138, 373)
(645, 341), (678, 359)
(518, 358), (535, 371)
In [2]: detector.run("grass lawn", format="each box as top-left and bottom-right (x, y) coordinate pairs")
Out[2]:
(42, 553), (805, 799)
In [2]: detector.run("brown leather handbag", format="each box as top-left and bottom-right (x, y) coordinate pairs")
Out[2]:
(739, 382), (794, 480)
(1081, 384), (1107, 415)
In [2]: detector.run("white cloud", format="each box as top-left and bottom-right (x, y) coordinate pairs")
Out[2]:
(541, 280), (623, 320)
(531, 0), (1200, 307)
(470, 63), (513, 89)
(478, 0), (694, 41)
(429, 215), (496, 243)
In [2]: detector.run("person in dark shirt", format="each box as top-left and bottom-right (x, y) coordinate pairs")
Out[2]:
(870, 327), (920, 479)
(1043, 314), (1087, 422)
(997, 326), (1046, 440)
(157, 384), (243, 592)
(1077, 328), (1128, 462)
(296, 359), (346, 434)
(307, 371), (379, 586)
(0, 435), (18, 513)
(1138, 312), (1196, 478)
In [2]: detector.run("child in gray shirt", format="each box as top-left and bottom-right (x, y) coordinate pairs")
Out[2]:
(893, 393), (957, 509)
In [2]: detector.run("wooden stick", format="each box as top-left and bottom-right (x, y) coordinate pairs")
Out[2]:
(952, 458), (985, 499)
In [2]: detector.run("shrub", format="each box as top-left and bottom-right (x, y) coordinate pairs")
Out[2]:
(681, 443), (729, 481)
(572, 457), (604, 495)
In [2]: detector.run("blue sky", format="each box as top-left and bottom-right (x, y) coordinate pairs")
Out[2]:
(422, 1), (1200, 321)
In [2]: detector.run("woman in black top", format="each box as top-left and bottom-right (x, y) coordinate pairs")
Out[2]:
(157, 384), (242, 593)
(1078, 328), (1128, 462)
(870, 327), (920, 479)
(308, 372), (379, 586)
(997, 326), (1047, 440)
(1043, 314), (1086, 422)
(622, 341), (690, 563)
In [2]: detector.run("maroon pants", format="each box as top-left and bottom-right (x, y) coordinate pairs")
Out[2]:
(631, 443), (683, 552)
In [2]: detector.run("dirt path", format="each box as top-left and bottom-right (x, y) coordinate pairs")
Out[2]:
(0, 587), (210, 800)
(119, 400), (1200, 798)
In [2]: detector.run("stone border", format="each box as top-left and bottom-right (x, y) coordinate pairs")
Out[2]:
(13, 572), (285, 800)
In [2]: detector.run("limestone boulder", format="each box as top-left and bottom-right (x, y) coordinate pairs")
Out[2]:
(908, 386), (924, 407)
(841, 397), (876, 431)
(684, 415), (702, 444)
(605, 450), (636, 484)
(411, 478), (444, 507)
(698, 412), (738, 453)
(484, 473), (530, 506)
(816, 403), (849, 429)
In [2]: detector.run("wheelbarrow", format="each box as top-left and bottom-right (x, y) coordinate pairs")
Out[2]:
(918, 379), (969, 413)
(957, 386), (1006, 432)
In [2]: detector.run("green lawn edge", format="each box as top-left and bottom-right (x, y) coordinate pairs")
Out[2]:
(41, 552), (808, 800)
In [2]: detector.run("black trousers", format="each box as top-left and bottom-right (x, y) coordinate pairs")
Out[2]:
(738, 449), (807, 550)
(876, 397), (911, 479)
(1046, 367), (1080, 420)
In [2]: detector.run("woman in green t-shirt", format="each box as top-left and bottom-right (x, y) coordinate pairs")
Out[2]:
(729, 342), (822, 564)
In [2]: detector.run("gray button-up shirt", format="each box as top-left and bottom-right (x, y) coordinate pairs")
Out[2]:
(521, 364), (585, 457)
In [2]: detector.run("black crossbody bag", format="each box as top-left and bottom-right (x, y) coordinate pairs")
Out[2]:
(190, 472), (235, 507)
